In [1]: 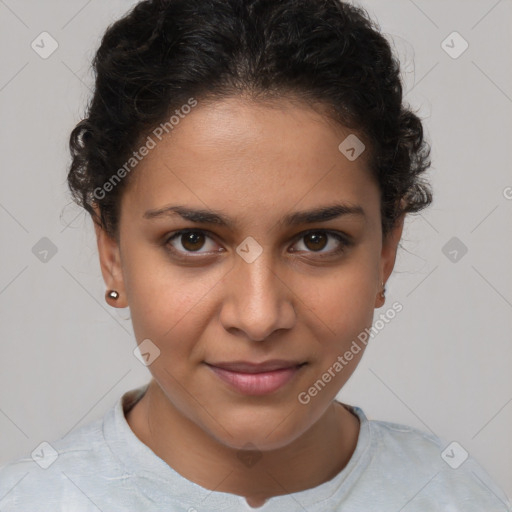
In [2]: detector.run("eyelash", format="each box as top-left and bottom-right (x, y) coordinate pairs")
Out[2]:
(164, 229), (352, 259)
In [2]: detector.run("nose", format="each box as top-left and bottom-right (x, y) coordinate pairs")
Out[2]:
(219, 252), (296, 341)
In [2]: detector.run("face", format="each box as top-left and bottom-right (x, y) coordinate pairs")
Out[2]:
(96, 96), (403, 451)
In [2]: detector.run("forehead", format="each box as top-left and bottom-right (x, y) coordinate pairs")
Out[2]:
(121, 97), (379, 226)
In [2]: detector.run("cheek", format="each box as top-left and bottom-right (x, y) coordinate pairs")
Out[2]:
(122, 245), (227, 346)
(123, 232), (380, 354)
(295, 253), (380, 383)
(302, 257), (379, 332)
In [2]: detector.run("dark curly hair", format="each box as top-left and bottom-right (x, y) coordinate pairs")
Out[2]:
(67, 0), (432, 240)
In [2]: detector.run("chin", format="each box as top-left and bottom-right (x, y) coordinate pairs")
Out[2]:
(205, 408), (310, 452)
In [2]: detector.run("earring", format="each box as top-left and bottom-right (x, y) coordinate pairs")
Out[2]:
(106, 290), (119, 301)
(380, 281), (386, 299)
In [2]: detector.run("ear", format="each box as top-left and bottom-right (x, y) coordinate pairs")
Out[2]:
(93, 207), (128, 308)
(374, 212), (405, 308)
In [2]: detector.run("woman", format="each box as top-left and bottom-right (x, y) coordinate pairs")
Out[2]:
(1, 0), (510, 510)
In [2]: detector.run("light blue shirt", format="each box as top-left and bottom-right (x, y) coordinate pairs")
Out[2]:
(1, 384), (510, 511)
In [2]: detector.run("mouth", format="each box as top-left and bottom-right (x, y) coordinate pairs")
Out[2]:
(204, 360), (307, 395)
(206, 359), (307, 373)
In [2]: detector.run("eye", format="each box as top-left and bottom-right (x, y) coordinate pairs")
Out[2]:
(166, 230), (222, 255)
(290, 230), (351, 256)
(164, 228), (352, 260)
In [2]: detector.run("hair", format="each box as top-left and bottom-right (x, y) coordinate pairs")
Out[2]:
(67, 0), (432, 240)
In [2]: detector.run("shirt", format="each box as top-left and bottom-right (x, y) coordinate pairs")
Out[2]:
(0, 383), (510, 511)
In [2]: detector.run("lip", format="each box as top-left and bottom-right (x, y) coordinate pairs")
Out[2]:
(205, 361), (307, 395)
(207, 359), (306, 373)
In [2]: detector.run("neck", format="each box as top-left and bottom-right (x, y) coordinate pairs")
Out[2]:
(125, 380), (360, 505)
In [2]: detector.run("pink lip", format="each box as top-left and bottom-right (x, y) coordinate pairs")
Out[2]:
(207, 359), (305, 373)
(206, 363), (306, 395)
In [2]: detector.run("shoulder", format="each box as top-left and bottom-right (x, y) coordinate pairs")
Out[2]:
(0, 416), (124, 511)
(353, 407), (512, 510)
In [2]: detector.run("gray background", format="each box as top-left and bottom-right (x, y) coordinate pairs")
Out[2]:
(0, 0), (511, 499)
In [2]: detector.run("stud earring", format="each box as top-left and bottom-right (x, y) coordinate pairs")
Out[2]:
(106, 290), (119, 301)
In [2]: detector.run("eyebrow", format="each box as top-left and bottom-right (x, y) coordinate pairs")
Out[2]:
(143, 202), (365, 228)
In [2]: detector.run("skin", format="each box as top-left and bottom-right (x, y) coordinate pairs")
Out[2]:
(94, 96), (404, 508)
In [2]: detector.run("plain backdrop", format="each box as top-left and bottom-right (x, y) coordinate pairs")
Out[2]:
(0, 0), (511, 499)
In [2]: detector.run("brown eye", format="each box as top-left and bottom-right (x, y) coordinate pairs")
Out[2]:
(166, 230), (221, 255)
(290, 230), (351, 256)
(303, 232), (328, 251)
(181, 231), (206, 251)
